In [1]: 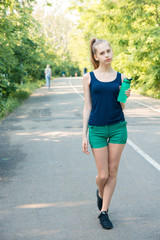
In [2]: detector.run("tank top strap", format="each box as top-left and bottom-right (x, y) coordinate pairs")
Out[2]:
(90, 71), (94, 79)
(116, 72), (122, 85)
(89, 71), (95, 85)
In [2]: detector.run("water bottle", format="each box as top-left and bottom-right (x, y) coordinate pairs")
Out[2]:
(117, 78), (132, 103)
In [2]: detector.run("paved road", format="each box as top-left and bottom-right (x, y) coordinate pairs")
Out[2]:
(0, 77), (160, 240)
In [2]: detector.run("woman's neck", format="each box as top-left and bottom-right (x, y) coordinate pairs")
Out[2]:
(96, 64), (114, 73)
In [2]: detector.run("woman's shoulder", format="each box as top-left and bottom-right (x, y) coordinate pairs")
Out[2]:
(83, 72), (91, 85)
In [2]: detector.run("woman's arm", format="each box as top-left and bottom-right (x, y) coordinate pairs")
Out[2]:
(82, 73), (92, 154)
(120, 73), (131, 110)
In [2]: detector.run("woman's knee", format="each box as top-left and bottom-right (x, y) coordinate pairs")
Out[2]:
(98, 173), (108, 184)
(108, 166), (118, 178)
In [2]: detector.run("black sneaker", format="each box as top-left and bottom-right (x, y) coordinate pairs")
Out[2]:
(98, 211), (113, 230)
(96, 189), (103, 211)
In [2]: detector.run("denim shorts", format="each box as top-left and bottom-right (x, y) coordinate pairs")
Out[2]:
(88, 121), (127, 149)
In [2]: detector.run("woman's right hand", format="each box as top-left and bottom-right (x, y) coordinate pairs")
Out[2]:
(82, 137), (90, 154)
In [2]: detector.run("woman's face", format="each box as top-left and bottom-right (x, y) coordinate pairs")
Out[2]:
(94, 42), (113, 65)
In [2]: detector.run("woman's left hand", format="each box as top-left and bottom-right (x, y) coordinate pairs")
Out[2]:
(125, 89), (131, 98)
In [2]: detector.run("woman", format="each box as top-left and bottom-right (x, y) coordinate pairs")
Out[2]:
(82, 38), (131, 230)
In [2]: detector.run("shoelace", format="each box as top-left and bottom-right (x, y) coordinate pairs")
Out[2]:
(99, 212), (109, 221)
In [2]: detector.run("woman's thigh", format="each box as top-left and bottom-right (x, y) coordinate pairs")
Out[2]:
(108, 143), (125, 173)
(91, 146), (109, 176)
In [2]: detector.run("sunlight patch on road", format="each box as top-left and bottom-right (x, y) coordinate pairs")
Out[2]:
(16, 131), (82, 142)
(16, 131), (82, 137)
(31, 138), (60, 142)
(16, 200), (94, 209)
(16, 115), (28, 119)
(17, 229), (61, 237)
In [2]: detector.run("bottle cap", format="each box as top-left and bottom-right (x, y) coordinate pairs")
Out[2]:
(123, 78), (132, 83)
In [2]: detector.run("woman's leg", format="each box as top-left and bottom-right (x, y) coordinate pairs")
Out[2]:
(46, 76), (50, 88)
(101, 143), (125, 212)
(91, 146), (109, 199)
(48, 77), (51, 88)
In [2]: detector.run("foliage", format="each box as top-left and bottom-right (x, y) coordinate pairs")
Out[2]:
(0, 80), (45, 119)
(69, 0), (160, 98)
(33, 5), (81, 77)
(0, 0), (81, 114)
(0, 75), (16, 112)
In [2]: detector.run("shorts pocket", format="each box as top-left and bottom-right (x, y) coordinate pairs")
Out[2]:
(88, 125), (99, 131)
(119, 121), (127, 126)
(88, 125), (94, 129)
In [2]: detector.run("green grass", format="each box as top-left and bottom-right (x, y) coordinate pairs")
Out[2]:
(0, 80), (45, 120)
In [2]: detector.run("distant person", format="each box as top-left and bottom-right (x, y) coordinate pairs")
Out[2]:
(75, 72), (77, 77)
(83, 67), (87, 74)
(82, 38), (131, 230)
(62, 70), (66, 77)
(44, 64), (52, 88)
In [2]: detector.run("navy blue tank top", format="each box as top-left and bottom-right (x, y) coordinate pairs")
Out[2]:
(88, 71), (125, 126)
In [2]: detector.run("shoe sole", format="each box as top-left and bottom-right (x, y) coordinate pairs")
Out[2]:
(99, 221), (113, 230)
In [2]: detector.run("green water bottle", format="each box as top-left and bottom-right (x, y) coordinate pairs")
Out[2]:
(117, 78), (132, 103)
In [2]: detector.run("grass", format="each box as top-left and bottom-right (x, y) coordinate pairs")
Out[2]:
(0, 80), (45, 120)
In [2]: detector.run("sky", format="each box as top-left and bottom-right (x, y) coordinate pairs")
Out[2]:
(33, 0), (78, 21)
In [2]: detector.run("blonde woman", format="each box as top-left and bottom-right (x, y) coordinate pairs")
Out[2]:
(82, 38), (131, 230)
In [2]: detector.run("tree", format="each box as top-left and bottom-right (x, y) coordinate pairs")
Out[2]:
(68, 0), (160, 97)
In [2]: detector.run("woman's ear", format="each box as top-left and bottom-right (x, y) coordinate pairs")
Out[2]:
(94, 54), (98, 61)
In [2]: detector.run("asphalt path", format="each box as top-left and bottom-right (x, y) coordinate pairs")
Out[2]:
(0, 77), (160, 240)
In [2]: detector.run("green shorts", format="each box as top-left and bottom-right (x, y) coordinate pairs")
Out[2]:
(88, 121), (128, 149)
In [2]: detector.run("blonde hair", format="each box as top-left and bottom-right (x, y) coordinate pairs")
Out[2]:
(90, 38), (111, 69)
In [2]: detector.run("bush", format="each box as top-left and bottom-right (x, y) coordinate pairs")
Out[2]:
(0, 75), (17, 112)
(0, 80), (45, 119)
